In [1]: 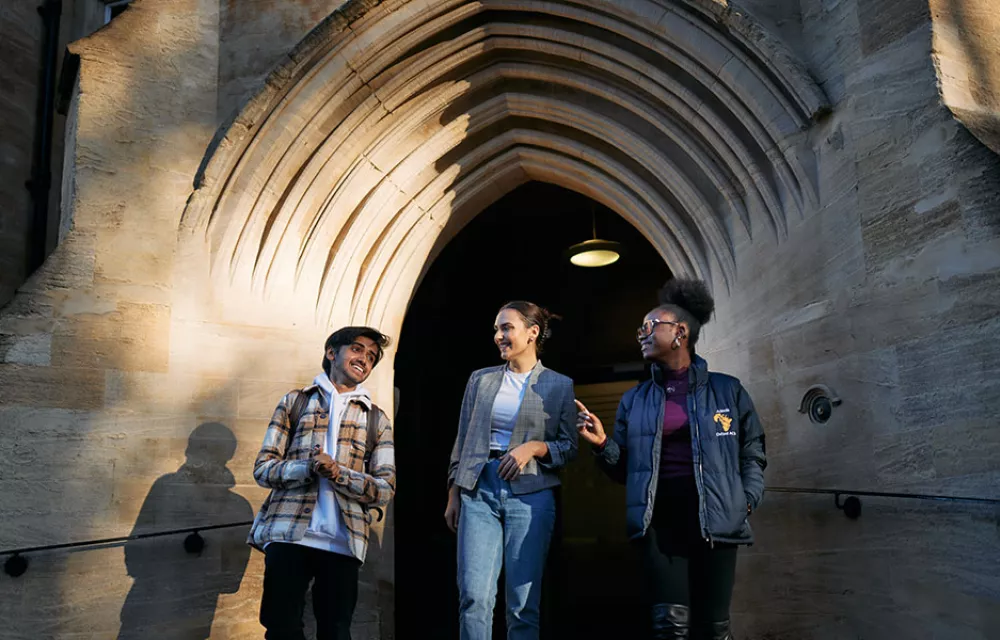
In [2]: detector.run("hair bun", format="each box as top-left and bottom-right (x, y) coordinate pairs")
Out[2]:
(658, 278), (714, 326)
(542, 309), (562, 338)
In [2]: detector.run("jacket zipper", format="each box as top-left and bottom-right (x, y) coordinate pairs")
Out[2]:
(691, 384), (713, 548)
(646, 386), (665, 534)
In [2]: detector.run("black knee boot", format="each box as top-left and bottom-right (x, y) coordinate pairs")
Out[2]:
(707, 620), (733, 640)
(651, 603), (689, 639)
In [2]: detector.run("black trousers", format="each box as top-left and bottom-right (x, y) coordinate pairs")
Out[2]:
(260, 542), (361, 640)
(636, 476), (738, 629)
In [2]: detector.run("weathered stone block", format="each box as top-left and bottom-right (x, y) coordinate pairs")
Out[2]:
(93, 226), (177, 289)
(847, 278), (939, 350)
(170, 320), (316, 380)
(46, 300), (171, 372)
(237, 378), (303, 419)
(896, 319), (1000, 428)
(104, 370), (240, 416)
(861, 199), (963, 274)
(19, 229), (97, 293)
(931, 420), (1000, 484)
(938, 270), (1000, 328)
(857, 0), (930, 56)
(872, 430), (937, 484)
(0, 333), (52, 366)
(0, 364), (105, 409)
(218, 0), (342, 118)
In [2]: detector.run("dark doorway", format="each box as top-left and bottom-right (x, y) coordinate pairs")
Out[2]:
(394, 182), (671, 638)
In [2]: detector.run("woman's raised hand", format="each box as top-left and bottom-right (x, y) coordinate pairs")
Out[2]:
(575, 399), (607, 447)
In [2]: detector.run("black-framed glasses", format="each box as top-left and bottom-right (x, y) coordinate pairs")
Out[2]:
(636, 318), (679, 341)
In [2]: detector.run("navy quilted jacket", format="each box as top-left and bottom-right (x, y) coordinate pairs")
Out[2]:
(596, 356), (766, 544)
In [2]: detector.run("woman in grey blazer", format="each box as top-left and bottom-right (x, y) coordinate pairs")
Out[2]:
(444, 301), (578, 640)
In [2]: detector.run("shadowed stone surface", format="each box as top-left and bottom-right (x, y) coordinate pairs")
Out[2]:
(858, 0), (930, 55)
(733, 493), (1000, 640)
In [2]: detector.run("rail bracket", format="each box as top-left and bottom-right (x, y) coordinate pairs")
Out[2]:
(835, 493), (862, 519)
(4, 553), (28, 578)
(183, 531), (205, 555)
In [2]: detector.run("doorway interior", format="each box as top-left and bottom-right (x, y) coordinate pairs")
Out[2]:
(394, 181), (672, 638)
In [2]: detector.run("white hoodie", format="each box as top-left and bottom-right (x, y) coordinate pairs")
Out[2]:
(294, 372), (371, 557)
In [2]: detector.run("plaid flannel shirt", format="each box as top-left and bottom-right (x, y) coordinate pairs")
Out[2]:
(247, 385), (396, 563)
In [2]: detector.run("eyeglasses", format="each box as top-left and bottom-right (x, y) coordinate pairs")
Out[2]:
(636, 318), (679, 341)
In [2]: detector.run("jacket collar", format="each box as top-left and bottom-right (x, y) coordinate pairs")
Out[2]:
(522, 360), (545, 379)
(651, 355), (709, 388)
(480, 360), (545, 401)
(488, 359), (545, 379)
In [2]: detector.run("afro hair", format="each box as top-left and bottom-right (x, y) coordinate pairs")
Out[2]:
(657, 278), (714, 326)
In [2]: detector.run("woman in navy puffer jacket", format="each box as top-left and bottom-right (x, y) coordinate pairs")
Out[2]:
(576, 279), (766, 640)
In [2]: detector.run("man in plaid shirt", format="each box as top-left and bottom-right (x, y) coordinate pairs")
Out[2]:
(249, 326), (396, 640)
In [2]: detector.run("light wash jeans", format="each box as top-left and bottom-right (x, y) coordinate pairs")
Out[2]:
(457, 459), (556, 640)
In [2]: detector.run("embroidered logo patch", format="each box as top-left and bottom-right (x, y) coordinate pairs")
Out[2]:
(713, 412), (733, 433)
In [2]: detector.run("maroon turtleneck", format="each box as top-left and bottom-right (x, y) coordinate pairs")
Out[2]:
(660, 366), (694, 478)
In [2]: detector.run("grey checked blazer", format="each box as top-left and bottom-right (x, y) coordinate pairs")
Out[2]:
(448, 362), (578, 495)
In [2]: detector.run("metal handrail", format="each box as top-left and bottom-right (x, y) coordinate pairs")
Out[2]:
(766, 486), (999, 520)
(766, 486), (999, 505)
(3, 487), (996, 576)
(1, 520), (254, 578)
(0, 520), (255, 558)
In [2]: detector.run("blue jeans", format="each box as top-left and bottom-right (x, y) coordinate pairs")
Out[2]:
(457, 459), (556, 640)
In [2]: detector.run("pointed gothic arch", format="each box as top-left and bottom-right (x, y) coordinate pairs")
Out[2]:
(180, 0), (828, 339)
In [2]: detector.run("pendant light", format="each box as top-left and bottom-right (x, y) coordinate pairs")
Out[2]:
(566, 208), (622, 267)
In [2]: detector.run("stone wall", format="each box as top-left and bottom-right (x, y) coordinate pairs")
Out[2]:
(0, 0), (398, 636)
(0, 0), (124, 309)
(931, 0), (1000, 154)
(0, 0), (998, 638)
(217, 0), (342, 120)
(4, 1), (304, 638)
(0, 1), (46, 307)
(703, 0), (1000, 636)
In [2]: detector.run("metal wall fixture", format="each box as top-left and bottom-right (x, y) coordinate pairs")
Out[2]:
(799, 384), (841, 423)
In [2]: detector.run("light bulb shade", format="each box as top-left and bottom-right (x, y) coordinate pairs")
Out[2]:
(566, 239), (622, 267)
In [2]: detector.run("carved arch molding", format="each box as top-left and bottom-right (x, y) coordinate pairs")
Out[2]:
(181, 0), (829, 332)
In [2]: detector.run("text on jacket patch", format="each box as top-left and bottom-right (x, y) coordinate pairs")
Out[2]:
(713, 411), (736, 436)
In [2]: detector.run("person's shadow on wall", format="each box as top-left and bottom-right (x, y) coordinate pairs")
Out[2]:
(118, 422), (253, 640)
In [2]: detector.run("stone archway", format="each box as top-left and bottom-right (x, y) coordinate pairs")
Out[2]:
(173, 7), (827, 626)
(179, 0), (828, 354)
